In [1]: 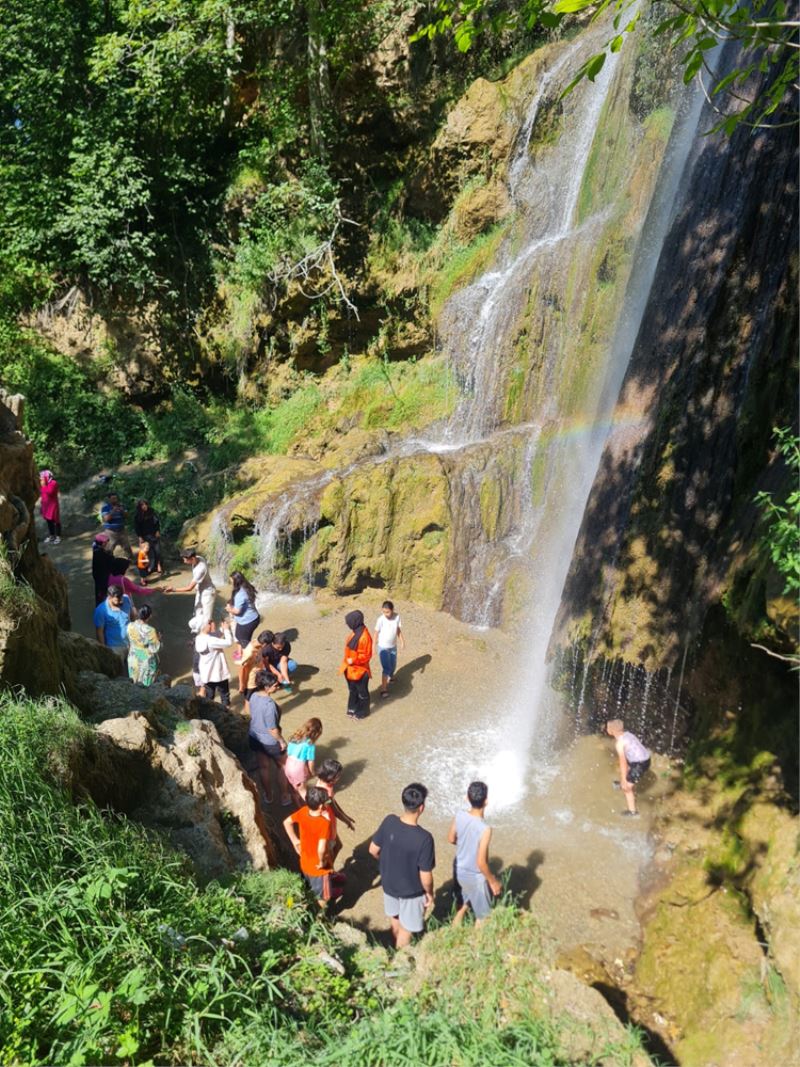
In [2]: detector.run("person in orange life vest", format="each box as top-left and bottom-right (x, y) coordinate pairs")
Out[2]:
(339, 609), (372, 719)
(136, 537), (152, 583)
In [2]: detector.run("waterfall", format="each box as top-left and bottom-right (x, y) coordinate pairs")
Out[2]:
(442, 37), (621, 444)
(415, 37), (712, 812)
(204, 21), (711, 812)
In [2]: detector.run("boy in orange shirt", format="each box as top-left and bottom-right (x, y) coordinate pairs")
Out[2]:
(283, 785), (337, 902)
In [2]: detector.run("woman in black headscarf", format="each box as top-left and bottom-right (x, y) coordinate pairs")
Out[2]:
(338, 609), (373, 719)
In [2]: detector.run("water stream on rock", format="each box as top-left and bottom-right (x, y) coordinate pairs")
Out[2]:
(411, 33), (708, 813)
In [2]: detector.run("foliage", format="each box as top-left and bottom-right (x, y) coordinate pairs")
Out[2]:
(0, 321), (146, 480)
(0, 542), (37, 617)
(0, 693), (367, 1065)
(413, 0), (799, 133)
(754, 427), (800, 595)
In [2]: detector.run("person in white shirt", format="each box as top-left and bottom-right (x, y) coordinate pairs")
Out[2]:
(374, 600), (405, 698)
(165, 547), (217, 630)
(194, 618), (233, 705)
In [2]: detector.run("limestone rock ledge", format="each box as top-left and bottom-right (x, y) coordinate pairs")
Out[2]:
(0, 389), (82, 695)
(96, 711), (275, 882)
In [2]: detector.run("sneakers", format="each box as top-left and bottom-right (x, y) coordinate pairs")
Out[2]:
(42, 535), (53, 544)
(52, 537), (61, 545)
(620, 810), (640, 818)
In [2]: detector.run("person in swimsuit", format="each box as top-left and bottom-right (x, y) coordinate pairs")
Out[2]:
(606, 719), (651, 817)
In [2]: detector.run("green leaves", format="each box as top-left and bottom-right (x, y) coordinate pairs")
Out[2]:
(414, 0), (798, 135)
(755, 428), (800, 595)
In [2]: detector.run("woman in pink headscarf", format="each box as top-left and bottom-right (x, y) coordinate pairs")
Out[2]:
(39, 470), (61, 544)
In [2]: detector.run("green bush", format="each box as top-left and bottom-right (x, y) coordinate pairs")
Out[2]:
(0, 693), (363, 1066)
(0, 322), (146, 480)
(754, 427), (800, 595)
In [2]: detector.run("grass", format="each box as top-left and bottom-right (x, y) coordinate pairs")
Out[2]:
(0, 692), (363, 1066)
(0, 543), (37, 617)
(428, 221), (511, 321)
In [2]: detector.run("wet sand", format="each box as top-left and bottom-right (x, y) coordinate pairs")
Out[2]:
(49, 510), (656, 959)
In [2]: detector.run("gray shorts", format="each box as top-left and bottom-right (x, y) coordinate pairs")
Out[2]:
(458, 874), (493, 920)
(383, 892), (426, 933)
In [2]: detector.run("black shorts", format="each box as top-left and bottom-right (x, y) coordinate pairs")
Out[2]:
(248, 735), (283, 760)
(235, 617), (261, 647)
(627, 758), (651, 783)
(203, 679), (230, 706)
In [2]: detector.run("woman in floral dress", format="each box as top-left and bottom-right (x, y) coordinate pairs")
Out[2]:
(127, 605), (161, 686)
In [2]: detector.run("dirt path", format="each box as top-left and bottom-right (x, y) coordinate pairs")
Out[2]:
(46, 503), (661, 959)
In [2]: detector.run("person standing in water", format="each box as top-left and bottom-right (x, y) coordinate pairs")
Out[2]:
(133, 499), (163, 578)
(374, 600), (405, 698)
(39, 470), (62, 544)
(339, 610), (372, 719)
(127, 604), (161, 686)
(91, 532), (112, 605)
(448, 781), (502, 926)
(100, 492), (130, 555)
(606, 719), (651, 817)
(225, 571), (261, 662)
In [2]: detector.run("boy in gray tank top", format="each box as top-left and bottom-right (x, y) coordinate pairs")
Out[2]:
(447, 781), (502, 925)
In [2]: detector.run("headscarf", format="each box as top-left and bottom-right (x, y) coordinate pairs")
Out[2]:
(39, 470), (53, 483)
(345, 609), (365, 651)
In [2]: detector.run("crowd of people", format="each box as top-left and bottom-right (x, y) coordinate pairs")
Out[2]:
(45, 483), (654, 948)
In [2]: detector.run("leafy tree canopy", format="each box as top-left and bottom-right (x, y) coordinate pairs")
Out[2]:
(413, 0), (799, 133)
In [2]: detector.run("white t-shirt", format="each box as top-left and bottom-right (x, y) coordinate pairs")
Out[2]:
(375, 613), (402, 650)
(192, 558), (215, 595)
(195, 630), (232, 683)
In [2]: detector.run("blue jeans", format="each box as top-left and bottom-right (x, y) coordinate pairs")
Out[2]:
(379, 648), (397, 679)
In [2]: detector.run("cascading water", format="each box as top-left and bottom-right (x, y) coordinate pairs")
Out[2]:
(414, 32), (713, 812)
(442, 36), (620, 443)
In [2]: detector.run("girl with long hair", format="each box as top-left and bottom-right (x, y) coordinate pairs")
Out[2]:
(284, 718), (323, 799)
(225, 571), (261, 661)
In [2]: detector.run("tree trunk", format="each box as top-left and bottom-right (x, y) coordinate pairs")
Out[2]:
(307, 0), (331, 159)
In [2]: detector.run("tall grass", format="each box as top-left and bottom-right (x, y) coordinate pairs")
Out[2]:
(0, 694), (357, 1065)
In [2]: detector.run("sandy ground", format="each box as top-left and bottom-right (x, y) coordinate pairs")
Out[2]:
(47, 508), (658, 959)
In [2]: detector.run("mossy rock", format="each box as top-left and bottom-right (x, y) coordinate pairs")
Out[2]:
(635, 858), (796, 1067)
(310, 452), (450, 607)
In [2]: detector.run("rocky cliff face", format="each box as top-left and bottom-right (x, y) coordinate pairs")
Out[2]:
(0, 390), (120, 695)
(548, 60), (798, 757)
(194, 27), (682, 623)
(543, 62), (799, 1063)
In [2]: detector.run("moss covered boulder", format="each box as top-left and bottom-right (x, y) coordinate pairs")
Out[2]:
(314, 451), (450, 605)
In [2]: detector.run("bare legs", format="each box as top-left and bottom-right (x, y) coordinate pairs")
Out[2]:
(389, 918), (413, 949)
(255, 750), (290, 805)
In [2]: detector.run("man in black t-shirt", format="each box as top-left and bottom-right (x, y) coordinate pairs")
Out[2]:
(369, 783), (435, 948)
